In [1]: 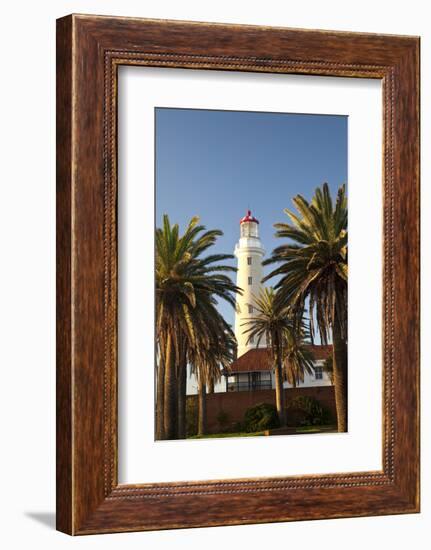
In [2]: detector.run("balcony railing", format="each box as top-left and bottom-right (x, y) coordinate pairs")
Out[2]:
(227, 380), (273, 392)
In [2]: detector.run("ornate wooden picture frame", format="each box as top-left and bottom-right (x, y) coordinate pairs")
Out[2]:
(56, 14), (420, 534)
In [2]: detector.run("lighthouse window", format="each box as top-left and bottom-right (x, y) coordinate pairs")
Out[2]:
(247, 256), (252, 265)
(248, 305), (253, 314)
(248, 276), (252, 285)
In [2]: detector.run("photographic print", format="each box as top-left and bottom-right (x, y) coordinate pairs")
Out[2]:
(155, 107), (348, 441)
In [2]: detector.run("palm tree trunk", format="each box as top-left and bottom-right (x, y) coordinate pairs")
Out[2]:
(332, 313), (348, 432)
(273, 331), (286, 426)
(163, 332), (178, 439)
(198, 378), (207, 436)
(155, 355), (165, 440)
(177, 349), (187, 439)
(274, 362), (286, 427)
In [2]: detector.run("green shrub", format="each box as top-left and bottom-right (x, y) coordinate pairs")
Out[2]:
(243, 403), (280, 433)
(288, 396), (332, 426)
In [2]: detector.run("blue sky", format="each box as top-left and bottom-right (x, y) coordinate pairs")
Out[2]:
(155, 107), (347, 331)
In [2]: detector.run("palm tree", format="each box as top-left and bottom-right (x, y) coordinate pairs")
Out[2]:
(177, 297), (235, 439)
(155, 331), (167, 440)
(155, 215), (240, 439)
(283, 330), (315, 388)
(190, 324), (235, 436)
(322, 355), (334, 384)
(263, 183), (348, 431)
(242, 287), (311, 426)
(176, 340), (188, 440)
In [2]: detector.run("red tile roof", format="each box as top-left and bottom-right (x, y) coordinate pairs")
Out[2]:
(227, 345), (332, 374)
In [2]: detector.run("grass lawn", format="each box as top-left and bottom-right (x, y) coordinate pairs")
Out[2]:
(295, 425), (337, 433)
(188, 431), (265, 439)
(188, 425), (336, 439)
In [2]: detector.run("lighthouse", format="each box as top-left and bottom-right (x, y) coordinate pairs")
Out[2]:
(234, 210), (266, 358)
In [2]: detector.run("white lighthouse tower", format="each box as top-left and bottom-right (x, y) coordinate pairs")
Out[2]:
(234, 210), (266, 358)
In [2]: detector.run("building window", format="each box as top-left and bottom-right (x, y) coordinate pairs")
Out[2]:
(247, 256), (252, 265)
(314, 366), (323, 380)
(248, 304), (253, 314)
(248, 276), (252, 285)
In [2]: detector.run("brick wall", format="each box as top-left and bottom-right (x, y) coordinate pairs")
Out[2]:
(187, 386), (336, 434)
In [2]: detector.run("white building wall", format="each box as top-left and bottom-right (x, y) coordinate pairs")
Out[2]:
(228, 361), (331, 391)
(269, 360), (332, 389)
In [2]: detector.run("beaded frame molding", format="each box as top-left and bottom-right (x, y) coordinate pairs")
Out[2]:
(56, 14), (420, 534)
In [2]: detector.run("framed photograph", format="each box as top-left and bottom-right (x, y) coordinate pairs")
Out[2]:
(56, 14), (420, 534)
